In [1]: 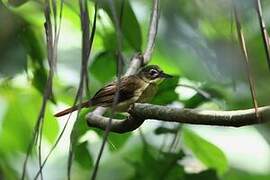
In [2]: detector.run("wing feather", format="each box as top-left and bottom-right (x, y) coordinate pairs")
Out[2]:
(90, 76), (142, 106)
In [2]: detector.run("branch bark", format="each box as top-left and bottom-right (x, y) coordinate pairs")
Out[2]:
(87, 103), (269, 133)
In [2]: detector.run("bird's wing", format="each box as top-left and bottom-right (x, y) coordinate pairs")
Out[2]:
(90, 76), (142, 106)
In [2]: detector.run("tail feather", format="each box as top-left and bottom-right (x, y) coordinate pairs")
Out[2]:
(54, 101), (91, 117)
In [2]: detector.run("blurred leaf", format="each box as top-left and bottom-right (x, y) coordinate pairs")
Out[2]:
(223, 168), (270, 180)
(108, 132), (131, 151)
(99, 0), (142, 51)
(21, 25), (45, 66)
(43, 104), (59, 143)
(128, 144), (185, 180)
(74, 141), (93, 169)
(184, 94), (208, 108)
(8, 0), (29, 7)
(183, 128), (228, 175)
(0, 157), (18, 180)
(185, 169), (219, 180)
(151, 76), (179, 105)
(91, 112), (131, 151)
(0, 3), (27, 77)
(154, 126), (178, 135)
(71, 109), (93, 169)
(0, 86), (58, 154)
(183, 84), (225, 108)
(89, 51), (116, 84)
(102, 32), (117, 51)
(71, 109), (91, 145)
(0, 3), (55, 102)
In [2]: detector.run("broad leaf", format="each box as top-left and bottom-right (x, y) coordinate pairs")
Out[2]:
(8, 0), (29, 7)
(182, 128), (228, 175)
(0, 86), (58, 154)
(89, 51), (116, 84)
(99, 0), (142, 51)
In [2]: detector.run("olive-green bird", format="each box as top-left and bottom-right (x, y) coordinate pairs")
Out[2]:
(54, 65), (172, 117)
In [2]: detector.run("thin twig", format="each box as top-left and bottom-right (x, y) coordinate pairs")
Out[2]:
(91, 0), (123, 179)
(32, 0), (64, 179)
(21, 0), (61, 178)
(233, 5), (260, 120)
(143, 0), (160, 62)
(67, 0), (98, 179)
(254, 0), (270, 70)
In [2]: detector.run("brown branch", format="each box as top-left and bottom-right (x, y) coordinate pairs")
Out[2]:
(87, 103), (269, 133)
(233, 5), (260, 120)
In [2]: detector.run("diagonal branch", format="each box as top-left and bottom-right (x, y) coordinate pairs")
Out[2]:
(233, 5), (260, 120)
(254, 0), (270, 70)
(87, 103), (269, 133)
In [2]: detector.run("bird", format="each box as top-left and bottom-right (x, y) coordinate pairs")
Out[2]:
(54, 65), (172, 117)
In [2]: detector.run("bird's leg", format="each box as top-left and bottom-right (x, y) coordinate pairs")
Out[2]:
(128, 104), (135, 114)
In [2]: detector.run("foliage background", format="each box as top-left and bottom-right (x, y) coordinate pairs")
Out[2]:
(1, 0), (270, 179)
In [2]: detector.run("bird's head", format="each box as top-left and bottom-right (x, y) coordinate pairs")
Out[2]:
(137, 65), (173, 83)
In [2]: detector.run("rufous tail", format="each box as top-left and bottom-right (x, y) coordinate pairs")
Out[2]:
(54, 101), (91, 117)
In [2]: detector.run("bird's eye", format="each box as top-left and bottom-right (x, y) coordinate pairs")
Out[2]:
(149, 69), (158, 77)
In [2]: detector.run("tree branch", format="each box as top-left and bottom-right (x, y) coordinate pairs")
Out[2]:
(87, 103), (269, 133)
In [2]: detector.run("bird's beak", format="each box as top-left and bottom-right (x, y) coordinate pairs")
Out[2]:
(160, 72), (173, 78)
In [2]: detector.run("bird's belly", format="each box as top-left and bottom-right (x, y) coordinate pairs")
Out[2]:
(107, 83), (157, 112)
(114, 96), (138, 112)
(138, 83), (158, 103)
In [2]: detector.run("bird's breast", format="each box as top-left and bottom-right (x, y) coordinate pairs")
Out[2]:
(137, 83), (158, 103)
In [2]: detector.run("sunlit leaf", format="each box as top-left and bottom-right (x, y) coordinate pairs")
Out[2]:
(99, 0), (142, 51)
(8, 0), (29, 7)
(74, 141), (93, 169)
(71, 109), (93, 169)
(89, 51), (116, 84)
(184, 169), (218, 180)
(223, 168), (270, 180)
(0, 86), (58, 154)
(182, 128), (228, 175)
(128, 144), (185, 179)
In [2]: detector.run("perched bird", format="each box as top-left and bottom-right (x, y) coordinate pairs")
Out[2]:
(54, 65), (172, 117)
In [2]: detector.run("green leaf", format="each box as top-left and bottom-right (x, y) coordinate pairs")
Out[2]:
(182, 128), (228, 175)
(151, 76), (179, 105)
(223, 168), (270, 180)
(20, 24), (57, 103)
(0, 157), (18, 180)
(89, 51), (116, 84)
(0, 4), (28, 77)
(43, 104), (59, 143)
(74, 141), (93, 169)
(71, 109), (93, 169)
(154, 126), (178, 135)
(8, 0), (29, 7)
(0, 86), (58, 154)
(184, 169), (219, 180)
(71, 109), (90, 145)
(99, 0), (142, 51)
(108, 132), (131, 151)
(183, 94), (209, 108)
(128, 144), (185, 180)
